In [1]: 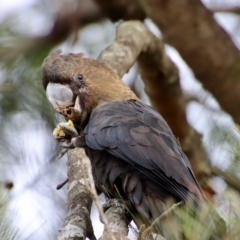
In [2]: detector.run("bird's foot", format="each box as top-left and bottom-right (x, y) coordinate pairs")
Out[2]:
(53, 120), (78, 140)
(53, 120), (86, 149)
(60, 135), (86, 149)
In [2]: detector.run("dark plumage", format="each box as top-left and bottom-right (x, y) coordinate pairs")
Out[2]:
(42, 51), (204, 230)
(83, 100), (203, 225)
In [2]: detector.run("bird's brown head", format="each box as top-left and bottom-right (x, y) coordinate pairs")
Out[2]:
(42, 50), (137, 127)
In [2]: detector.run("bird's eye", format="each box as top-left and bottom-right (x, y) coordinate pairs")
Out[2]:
(74, 74), (85, 87)
(76, 74), (84, 81)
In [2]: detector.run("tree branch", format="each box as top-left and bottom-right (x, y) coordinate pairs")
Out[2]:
(56, 136), (128, 239)
(83, 159), (118, 240)
(139, 0), (240, 125)
(99, 200), (130, 240)
(57, 148), (96, 240)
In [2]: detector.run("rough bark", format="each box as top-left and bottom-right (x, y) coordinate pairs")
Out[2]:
(57, 148), (129, 240)
(58, 148), (96, 240)
(139, 0), (240, 124)
(99, 20), (213, 196)
(84, 157), (128, 240)
(98, 202), (130, 240)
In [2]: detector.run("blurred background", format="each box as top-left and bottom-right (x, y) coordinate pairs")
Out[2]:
(1, 0), (240, 239)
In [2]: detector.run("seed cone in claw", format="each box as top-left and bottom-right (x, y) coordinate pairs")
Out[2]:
(53, 120), (74, 138)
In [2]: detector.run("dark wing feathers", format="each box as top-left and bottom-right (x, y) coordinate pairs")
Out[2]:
(84, 100), (203, 208)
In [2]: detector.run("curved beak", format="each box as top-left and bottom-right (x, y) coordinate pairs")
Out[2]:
(46, 83), (81, 121)
(46, 83), (73, 111)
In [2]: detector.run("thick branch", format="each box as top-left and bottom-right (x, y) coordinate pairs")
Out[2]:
(98, 21), (148, 77)
(140, 0), (240, 125)
(58, 148), (96, 240)
(99, 200), (130, 240)
(99, 20), (213, 196)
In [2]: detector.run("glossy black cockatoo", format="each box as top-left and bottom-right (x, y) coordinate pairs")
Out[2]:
(42, 50), (204, 230)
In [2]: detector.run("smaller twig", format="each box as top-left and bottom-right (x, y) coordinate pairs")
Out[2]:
(139, 201), (183, 240)
(137, 225), (146, 240)
(83, 160), (116, 240)
(58, 149), (68, 159)
(56, 178), (69, 190)
(211, 166), (240, 192)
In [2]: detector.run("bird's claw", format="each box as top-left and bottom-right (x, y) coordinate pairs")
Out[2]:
(53, 120), (86, 150)
(58, 148), (68, 159)
(59, 139), (76, 149)
(58, 123), (78, 137)
(53, 120), (78, 141)
(53, 120), (80, 149)
(58, 135), (86, 150)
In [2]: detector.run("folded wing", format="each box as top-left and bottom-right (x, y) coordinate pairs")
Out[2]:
(84, 100), (203, 209)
